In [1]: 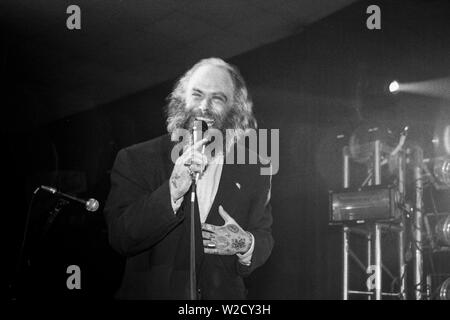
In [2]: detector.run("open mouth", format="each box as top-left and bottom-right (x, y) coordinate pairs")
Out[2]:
(195, 116), (215, 128)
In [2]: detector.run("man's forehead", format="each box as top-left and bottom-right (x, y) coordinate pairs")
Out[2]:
(187, 65), (234, 95)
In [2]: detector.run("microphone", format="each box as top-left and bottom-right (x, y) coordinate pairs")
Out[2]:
(192, 118), (208, 183)
(40, 185), (100, 212)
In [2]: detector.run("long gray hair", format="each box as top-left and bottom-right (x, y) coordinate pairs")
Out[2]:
(165, 58), (257, 141)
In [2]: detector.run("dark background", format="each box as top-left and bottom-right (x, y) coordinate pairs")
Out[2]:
(4, 0), (450, 299)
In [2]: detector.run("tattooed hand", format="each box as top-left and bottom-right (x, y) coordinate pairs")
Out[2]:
(169, 137), (209, 201)
(202, 205), (253, 255)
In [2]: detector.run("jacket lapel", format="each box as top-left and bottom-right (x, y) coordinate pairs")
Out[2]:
(205, 163), (240, 226)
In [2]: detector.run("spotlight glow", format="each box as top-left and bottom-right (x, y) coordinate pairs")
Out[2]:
(389, 81), (399, 93)
(395, 77), (450, 99)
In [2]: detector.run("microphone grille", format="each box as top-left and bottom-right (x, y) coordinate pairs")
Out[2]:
(86, 198), (99, 212)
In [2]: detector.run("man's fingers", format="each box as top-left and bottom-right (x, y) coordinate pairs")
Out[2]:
(182, 154), (206, 166)
(202, 223), (216, 232)
(180, 152), (208, 174)
(202, 231), (214, 239)
(179, 153), (207, 176)
(203, 240), (216, 248)
(189, 164), (204, 174)
(192, 137), (209, 150)
(204, 248), (219, 255)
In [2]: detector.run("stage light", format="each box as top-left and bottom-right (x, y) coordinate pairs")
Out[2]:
(433, 121), (450, 157)
(439, 278), (450, 300)
(435, 214), (450, 247)
(389, 80), (399, 93)
(433, 157), (450, 187)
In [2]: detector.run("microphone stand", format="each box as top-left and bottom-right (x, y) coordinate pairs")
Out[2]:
(189, 119), (207, 300)
(9, 187), (40, 301)
(189, 177), (197, 300)
(10, 186), (96, 300)
(11, 187), (68, 300)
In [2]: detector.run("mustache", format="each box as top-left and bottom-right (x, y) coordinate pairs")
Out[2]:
(189, 109), (219, 121)
(166, 100), (241, 137)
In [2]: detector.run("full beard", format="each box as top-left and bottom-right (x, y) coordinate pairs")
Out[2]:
(168, 102), (246, 155)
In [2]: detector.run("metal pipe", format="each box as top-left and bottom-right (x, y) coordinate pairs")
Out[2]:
(342, 146), (350, 300)
(348, 290), (373, 295)
(399, 226), (406, 300)
(398, 150), (407, 300)
(413, 147), (424, 300)
(374, 140), (381, 185)
(375, 223), (382, 300)
(398, 151), (405, 197)
(367, 234), (372, 300)
(348, 290), (401, 297)
(343, 146), (350, 189)
(343, 226), (349, 300)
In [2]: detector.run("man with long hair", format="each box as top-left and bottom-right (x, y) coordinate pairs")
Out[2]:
(105, 58), (273, 299)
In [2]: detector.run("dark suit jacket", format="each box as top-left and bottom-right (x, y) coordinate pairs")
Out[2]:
(104, 134), (273, 300)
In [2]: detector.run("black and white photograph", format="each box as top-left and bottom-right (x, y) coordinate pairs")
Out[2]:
(3, 0), (450, 308)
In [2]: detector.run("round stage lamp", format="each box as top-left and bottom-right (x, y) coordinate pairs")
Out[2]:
(433, 157), (450, 187)
(444, 125), (450, 155)
(433, 124), (450, 156)
(439, 278), (450, 300)
(389, 81), (399, 93)
(435, 214), (450, 247)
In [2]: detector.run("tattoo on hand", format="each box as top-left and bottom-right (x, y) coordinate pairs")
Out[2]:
(227, 225), (239, 233)
(171, 173), (181, 188)
(231, 238), (247, 251)
(202, 214), (251, 255)
(216, 236), (230, 249)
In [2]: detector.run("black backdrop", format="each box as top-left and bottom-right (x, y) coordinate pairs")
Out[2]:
(4, 0), (450, 299)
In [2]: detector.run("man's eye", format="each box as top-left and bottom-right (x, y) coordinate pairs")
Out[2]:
(192, 92), (202, 98)
(212, 96), (225, 103)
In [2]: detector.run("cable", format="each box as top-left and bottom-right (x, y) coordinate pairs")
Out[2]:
(11, 187), (41, 300)
(391, 258), (408, 298)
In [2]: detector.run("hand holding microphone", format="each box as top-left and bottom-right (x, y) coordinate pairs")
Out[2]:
(191, 119), (209, 183)
(169, 119), (209, 202)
